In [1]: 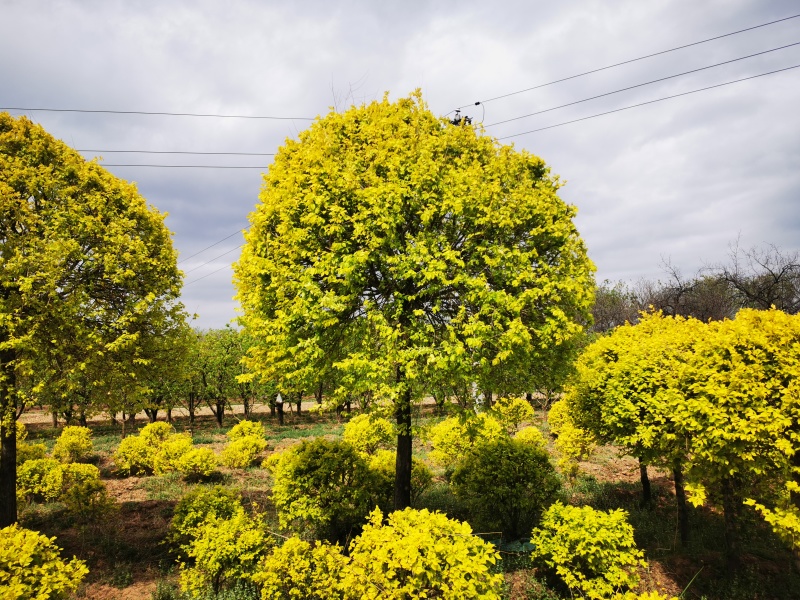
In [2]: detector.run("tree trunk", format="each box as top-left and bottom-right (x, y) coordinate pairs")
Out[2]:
(144, 408), (158, 423)
(214, 400), (224, 427)
(673, 463), (689, 546)
(166, 408), (172, 424)
(315, 382), (324, 405)
(0, 347), (19, 527)
(639, 458), (652, 506)
(721, 477), (741, 571)
(276, 400), (284, 426)
(79, 409), (87, 427)
(296, 391), (302, 416)
(525, 392), (533, 403)
(188, 392), (197, 427)
(345, 399), (351, 414)
(394, 367), (412, 510)
(51, 411), (58, 428)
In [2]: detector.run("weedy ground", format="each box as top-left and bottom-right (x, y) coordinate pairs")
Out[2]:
(17, 405), (800, 600)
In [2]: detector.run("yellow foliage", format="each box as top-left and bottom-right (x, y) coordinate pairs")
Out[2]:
(0, 524), (88, 600)
(342, 413), (394, 456)
(52, 426), (93, 463)
(428, 413), (505, 469)
(153, 434), (193, 475)
(491, 396), (535, 433)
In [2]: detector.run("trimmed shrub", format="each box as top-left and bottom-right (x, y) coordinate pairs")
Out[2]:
(177, 448), (218, 481)
(168, 486), (242, 554)
(515, 425), (547, 448)
(252, 536), (347, 600)
(0, 524), (88, 600)
(179, 510), (271, 596)
(271, 439), (376, 543)
(221, 436), (268, 469)
(428, 413), (505, 470)
(547, 400), (595, 478)
(491, 396), (535, 433)
(227, 420), (265, 441)
(452, 437), (560, 538)
(140, 421), (176, 445)
(343, 507), (504, 599)
(113, 434), (157, 476)
(530, 502), (646, 599)
(16, 458), (63, 503)
(153, 434), (194, 475)
(369, 449), (433, 508)
(14, 422), (47, 465)
(342, 413), (394, 456)
(52, 425), (93, 463)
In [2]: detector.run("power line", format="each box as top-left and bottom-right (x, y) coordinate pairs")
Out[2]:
(178, 228), (246, 264)
(455, 13), (800, 111)
(184, 262), (235, 287)
(99, 164), (266, 169)
(1, 107), (313, 120)
(182, 244), (244, 275)
(80, 149), (276, 156)
(486, 40), (800, 127)
(498, 63), (800, 140)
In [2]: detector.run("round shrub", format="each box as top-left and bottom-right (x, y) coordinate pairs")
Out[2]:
(227, 420), (265, 441)
(16, 458), (63, 503)
(452, 437), (560, 539)
(177, 448), (218, 481)
(369, 449), (433, 508)
(428, 413), (505, 470)
(52, 425), (93, 463)
(530, 502), (646, 599)
(0, 524), (88, 600)
(271, 438), (377, 544)
(113, 434), (156, 476)
(343, 508), (504, 600)
(16, 441), (47, 465)
(252, 536), (347, 599)
(220, 436), (268, 469)
(514, 425), (547, 448)
(491, 396), (535, 432)
(153, 434), (194, 475)
(342, 413), (394, 456)
(168, 486), (242, 554)
(179, 509), (271, 596)
(139, 421), (175, 445)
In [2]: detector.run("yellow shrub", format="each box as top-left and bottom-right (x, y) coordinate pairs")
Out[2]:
(491, 396), (535, 433)
(168, 486), (242, 554)
(139, 421), (175, 445)
(227, 420), (265, 441)
(113, 435), (157, 476)
(530, 502), (646, 599)
(179, 509), (271, 596)
(0, 524), (88, 600)
(342, 413), (394, 456)
(16, 441), (47, 465)
(52, 425), (93, 463)
(177, 448), (218, 481)
(253, 536), (347, 600)
(514, 425), (547, 448)
(428, 413), (505, 469)
(153, 434), (194, 475)
(17, 458), (63, 503)
(220, 436), (268, 469)
(343, 508), (504, 600)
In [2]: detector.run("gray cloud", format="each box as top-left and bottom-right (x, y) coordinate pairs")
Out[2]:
(2, 0), (798, 327)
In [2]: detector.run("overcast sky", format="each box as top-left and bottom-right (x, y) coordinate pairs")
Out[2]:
(2, 0), (799, 328)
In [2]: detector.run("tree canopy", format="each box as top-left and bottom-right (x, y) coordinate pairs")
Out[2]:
(0, 113), (184, 525)
(235, 91), (595, 508)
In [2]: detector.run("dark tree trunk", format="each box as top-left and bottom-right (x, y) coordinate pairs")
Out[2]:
(673, 463), (690, 546)
(345, 399), (351, 414)
(51, 411), (58, 428)
(144, 408), (158, 423)
(166, 408), (172, 424)
(315, 382), (324, 405)
(213, 400), (225, 427)
(525, 392), (533, 403)
(394, 369), (412, 510)
(0, 347), (18, 527)
(188, 392), (197, 427)
(639, 458), (652, 506)
(483, 390), (493, 407)
(109, 412), (118, 426)
(721, 477), (741, 571)
(79, 410), (87, 427)
(276, 400), (284, 426)
(296, 391), (302, 416)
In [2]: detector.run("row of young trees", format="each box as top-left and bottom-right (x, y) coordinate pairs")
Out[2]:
(558, 309), (800, 567)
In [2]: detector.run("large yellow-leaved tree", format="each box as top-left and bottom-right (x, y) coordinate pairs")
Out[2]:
(0, 113), (184, 525)
(235, 92), (594, 508)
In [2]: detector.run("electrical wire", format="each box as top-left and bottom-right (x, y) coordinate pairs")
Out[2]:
(178, 228), (246, 264)
(80, 150), (276, 156)
(454, 12), (800, 111)
(0, 107), (313, 120)
(182, 245), (244, 275)
(485, 40), (800, 127)
(184, 262), (235, 286)
(497, 63), (800, 140)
